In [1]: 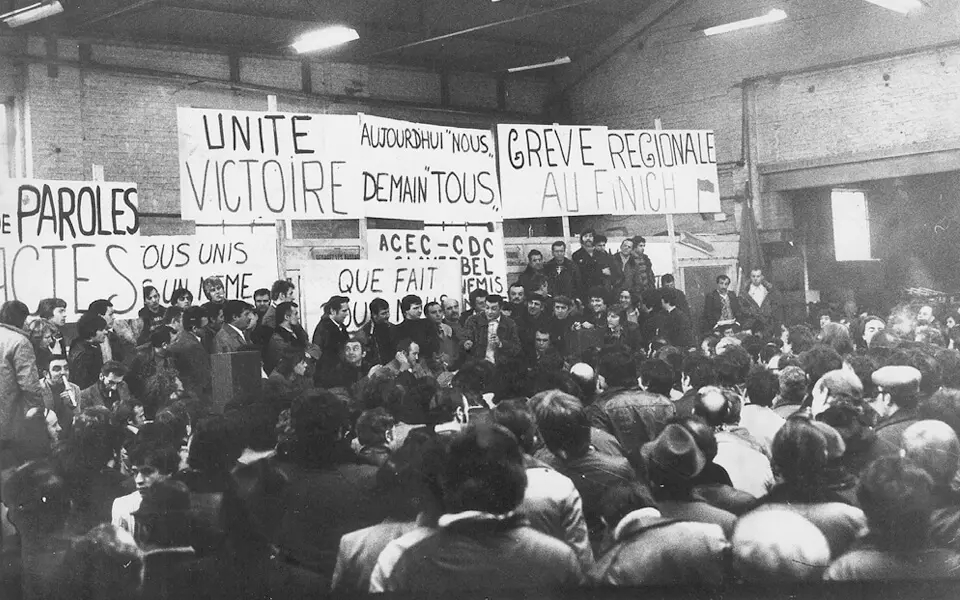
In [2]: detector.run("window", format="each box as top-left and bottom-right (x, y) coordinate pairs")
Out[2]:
(831, 189), (872, 261)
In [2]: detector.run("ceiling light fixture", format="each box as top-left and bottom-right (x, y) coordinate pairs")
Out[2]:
(291, 26), (359, 54)
(702, 9), (787, 36)
(507, 55), (571, 73)
(862, 0), (922, 14)
(0, 1), (63, 28)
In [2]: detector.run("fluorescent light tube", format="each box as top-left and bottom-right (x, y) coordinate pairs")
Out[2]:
(2, 1), (63, 27)
(507, 56), (571, 73)
(863, 0), (922, 14)
(703, 9), (787, 36)
(291, 26), (359, 54)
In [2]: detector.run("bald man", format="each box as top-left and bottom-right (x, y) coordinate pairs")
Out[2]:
(903, 420), (960, 551)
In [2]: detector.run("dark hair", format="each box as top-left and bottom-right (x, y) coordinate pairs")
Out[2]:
(135, 479), (193, 547)
(788, 324), (817, 355)
(491, 399), (536, 454)
(935, 348), (960, 389)
(288, 390), (350, 467)
(468, 289), (488, 303)
(771, 415), (829, 494)
(486, 294), (504, 305)
(857, 455), (934, 552)
(640, 359), (674, 396)
(274, 302), (298, 326)
(163, 305), (183, 326)
(846, 354), (880, 399)
(370, 297), (390, 314)
(746, 366), (778, 408)
(661, 273), (675, 285)
(551, 240), (566, 251)
(355, 408), (396, 447)
(203, 301), (224, 321)
(142, 285), (158, 300)
(527, 249), (542, 260)
(324, 295), (350, 316)
(919, 388), (960, 437)
(442, 423), (526, 515)
(87, 299), (114, 318)
(253, 288), (270, 299)
(188, 415), (243, 473)
(376, 431), (447, 522)
(182, 306), (206, 331)
(659, 288), (679, 307)
(270, 280), (295, 300)
(149, 327), (172, 349)
(799, 345), (843, 394)
(170, 288), (193, 304)
(35, 298), (67, 319)
(599, 351), (637, 388)
(223, 300), (252, 324)
(275, 346), (308, 377)
(400, 295), (422, 313)
(0, 300), (31, 329)
(100, 361), (127, 378)
(424, 301), (441, 314)
(60, 524), (143, 600)
(716, 275), (730, 284)
(77, 313), (108, 340)
(632, 235), (646, 245)
(587, 286), (608, 303)
(3, 460), (70, 535)
(531, 390), (589, 458)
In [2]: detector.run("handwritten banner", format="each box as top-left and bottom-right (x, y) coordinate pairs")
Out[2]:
(367, 226), (506, 303)
(496, 125), (721, 218)
(358, 114), (501, 222)
(177, 108), (361, 223)
(138, 230), (278, 305)
(0, 179), (141, 318)
(300, 260), (461, 331)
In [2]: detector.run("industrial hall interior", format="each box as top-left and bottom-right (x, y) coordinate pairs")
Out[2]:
(2, 0), (960, 597)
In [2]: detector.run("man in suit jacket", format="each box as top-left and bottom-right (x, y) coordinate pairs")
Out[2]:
(215, 300), (254, 354)
(312, 295), (351, 374)
(464, 295), (520, 365)
(739, 268), (782, 335)
(701, 275), (740, 335)
(610, 239), (643, 297)
(357, 298), (394, 366)
(659, 288), (695, 349)
(169, 306), (212, 404)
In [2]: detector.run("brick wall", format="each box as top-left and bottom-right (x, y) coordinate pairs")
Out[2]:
(565, 0), (960, 215)
(9, 34), (549, 217)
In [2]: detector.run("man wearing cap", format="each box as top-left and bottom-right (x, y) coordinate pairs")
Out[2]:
(641, 423), (736, 537)
(871, 365), (923, 450)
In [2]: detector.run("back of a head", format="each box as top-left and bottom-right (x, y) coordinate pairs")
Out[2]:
(902, 420), (960, 488)
(732, 509), (830, 581)
(182, 305), (205, 331)
(530, 390), (590, 459)
(442, 423), (527, 515)
(568, 363), (597, 405)
(376, 430), (447, 522)
(745, 366), (778, 408)
(639, 359), (674, 397)
(599, 351), (638, 389)
(672, 415), (719, 462)
(62, 524), (143, 600)
(788, 325), (817, 355)
(857, 455), (934, 552)
(188, 415), (243, 474)
(935, 348), (960, 390)
(355, 407), (396, 447)
(134, 479), (193, 547)
(288, 390), (350, 467)
(919, 388), (960, 438)
(892, 348), (942, 398)
(694, 386), (735, 428)
(491, 399), (536, 454)
(799, 345), (843, 392)
(0, 300), (31, 329)
(846, 354), (879, 399)
(600, 482), (658, 529)
(821, 322), (854, 356)
(771, 415), (829, 490)
(778, 366), (807, 405)
(2, 460), (69, 537)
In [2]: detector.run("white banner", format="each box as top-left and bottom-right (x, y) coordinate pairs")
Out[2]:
(0, 179), (141, 319)
(138, 230), (278, 305)
(178, 108), (361, 223)
(367, 226), (507, 303)
(300, 260), (461, 331)
(359, 114), (502, 222)
(497, 124), (721, 218)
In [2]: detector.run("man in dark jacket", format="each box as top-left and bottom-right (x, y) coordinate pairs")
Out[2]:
(631, 236), (655, 291)
(463, 295), (520, 365)
(169, 306), (212, 403)
(571, 229), (610, 302)
(517, 250), (546, 295)
(312, 295), (351, 374)
(659, 288), (695, 349)
(358, 298), (394, 366)
(544, 241), (581, 301)
(69, 313), (109, 390)
(393, 295), (440, 366)
(739, 268), (782, 335)
(264, 302), (308, 375)
(377, 423), (584, 593)
(871, 365), (923, 450)
(702, 274), (740, 334)
(610, 239), (643, 297)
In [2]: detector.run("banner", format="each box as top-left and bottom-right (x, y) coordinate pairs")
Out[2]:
(358, 114), (502, 222)
(367, 226), (507, 302)
(300, 260), (461, 330)
(497, 125), (721, 218)
(138, 230), (278, 305)
(0, 179), (141, 319)
(177, 108), (361, 223)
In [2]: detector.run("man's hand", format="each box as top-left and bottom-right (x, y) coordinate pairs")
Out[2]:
(463, 340), (474, 350)
(581, 322), (594, 330)
(601, 267), (611, 276)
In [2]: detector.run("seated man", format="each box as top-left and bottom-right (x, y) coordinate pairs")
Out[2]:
(79, 361), (132, 411)
(376, 423), (584, 593)
(317, 334), (367, 390)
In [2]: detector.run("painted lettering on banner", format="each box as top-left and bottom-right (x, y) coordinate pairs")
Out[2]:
(359, 114), (501, 222)
(300, 260), (461, 330)
(496, 124), (721, 218)
(0, 179), (141, 319)
(177, 108), (361, 223)
(367, 227), (506, 303)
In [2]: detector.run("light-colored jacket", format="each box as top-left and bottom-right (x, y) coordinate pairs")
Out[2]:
(519, 461), (594, 568)
(0, 324), (43, 441)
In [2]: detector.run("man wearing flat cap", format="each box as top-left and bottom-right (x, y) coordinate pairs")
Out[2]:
(870, 365), (922, 450)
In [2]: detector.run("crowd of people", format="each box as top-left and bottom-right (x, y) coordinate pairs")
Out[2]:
(2, 230), (960, 599)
